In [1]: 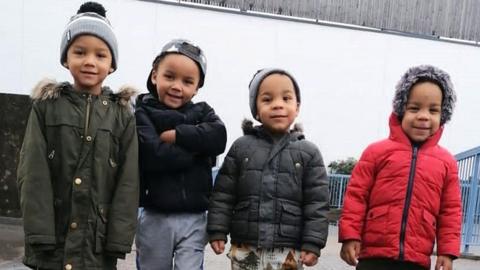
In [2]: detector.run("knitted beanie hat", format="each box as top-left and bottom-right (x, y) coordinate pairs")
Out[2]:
(60, 2), (118, 72)
(393, 65), (456, 125)
(248, 68), (301, 119)
(146, 39), (207, 96)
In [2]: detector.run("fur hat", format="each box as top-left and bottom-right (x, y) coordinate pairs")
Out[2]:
(60, 2), (118, 72)
(393, 65), (456, 125)
(248, 68), (301, 119)
(146, 39), (207, 96)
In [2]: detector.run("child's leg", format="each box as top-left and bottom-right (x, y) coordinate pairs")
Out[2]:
(173, 212), (208, 270)
(357, 258), (427, 270)
(135, 209), (175, 270)
(228, 244), (303, 270)
(228, 243), (260, 270)
(260, 247), (303, 270)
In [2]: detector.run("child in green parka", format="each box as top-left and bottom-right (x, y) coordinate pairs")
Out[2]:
(17, 2), (139, 269)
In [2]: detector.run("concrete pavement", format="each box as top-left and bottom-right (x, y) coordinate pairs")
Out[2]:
(1, 219), (479, 270)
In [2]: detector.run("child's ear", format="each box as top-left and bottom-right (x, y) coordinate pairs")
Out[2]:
(63, 62), (69, 69)
(150, 70), (157, 85)
(109, 67), (114, 73)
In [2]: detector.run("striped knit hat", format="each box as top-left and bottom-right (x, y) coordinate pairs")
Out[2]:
(60, 2), (118, 72)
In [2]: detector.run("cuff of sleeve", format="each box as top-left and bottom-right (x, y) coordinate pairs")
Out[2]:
(208, 232), (227, 243)
(105, 242), (132, 254)
(26, 235), (56, 246)
(301, 243), (320, 257)
(105, 251), (126, 259)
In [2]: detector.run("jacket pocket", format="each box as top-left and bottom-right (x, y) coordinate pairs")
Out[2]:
(95, 204), (109, 254)
(231, 201), (250, 238)
(279, 203), (302, 239)
(363, 205), (389, 247)
(416, 209), (436, 254)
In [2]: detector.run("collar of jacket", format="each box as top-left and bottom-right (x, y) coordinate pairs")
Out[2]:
(31, 78), (136, 107)
(136, 93), (194, 112)
(388, 112), (443, 149)
(241, 119), (305, 143)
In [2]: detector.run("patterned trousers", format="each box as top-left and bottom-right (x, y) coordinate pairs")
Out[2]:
(227, 243), (303, 270)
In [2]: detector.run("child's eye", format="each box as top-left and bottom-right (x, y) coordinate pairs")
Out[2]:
(283, 96), (293, 101)
(406, 106), (419, 112)
(184, 79), (194, 85)
(97, 53), (107, 58)
(261, 97), (271, 103)
(73, 49), (84, 55)
(430, 108), (441, 113)
(163, 74), (174, 80)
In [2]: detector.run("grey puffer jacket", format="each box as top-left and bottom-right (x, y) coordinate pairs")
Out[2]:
(207, 120), (329, 255)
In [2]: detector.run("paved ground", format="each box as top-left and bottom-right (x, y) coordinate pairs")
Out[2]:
(1, 219), (479, 270)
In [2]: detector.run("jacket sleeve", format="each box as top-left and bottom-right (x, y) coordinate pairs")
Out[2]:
(207, 142), (239, 242)
(17, 103), (56, 249)
(436, 158), (462, 258)
(301, 143), (330, 256)
(136, 107), (195, 172)
(105, 114), (139, 255)
(338, 145), (376, 243)
(175, 102), (227, 156)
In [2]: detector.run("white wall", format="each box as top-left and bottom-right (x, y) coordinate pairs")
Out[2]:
(2, 0), (480, 165)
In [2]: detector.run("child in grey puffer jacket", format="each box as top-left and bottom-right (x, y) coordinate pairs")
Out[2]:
(207, 68), (330, 269)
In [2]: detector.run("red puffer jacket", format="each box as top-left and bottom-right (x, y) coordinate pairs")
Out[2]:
(339, 113), (462, 269)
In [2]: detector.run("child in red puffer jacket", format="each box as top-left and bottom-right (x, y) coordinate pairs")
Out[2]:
(339, 65), (461, 270)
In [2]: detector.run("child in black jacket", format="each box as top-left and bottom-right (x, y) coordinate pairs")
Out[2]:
(135, 39), (227, 270)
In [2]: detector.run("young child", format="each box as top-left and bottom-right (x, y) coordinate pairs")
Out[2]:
(135, 39), (227, 269)
(339, 65), (462, 270)
(17, 2), (139, 270)
(207, 68), (330, 269)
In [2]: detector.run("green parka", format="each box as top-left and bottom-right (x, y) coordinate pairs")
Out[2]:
(17, 79), (139, 270)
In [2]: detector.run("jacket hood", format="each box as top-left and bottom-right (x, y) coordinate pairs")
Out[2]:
(241, 119), (304, 140)
(31, 78), (137, 106)
(393, 65), (456, 125)
(388, 112), (443, 148)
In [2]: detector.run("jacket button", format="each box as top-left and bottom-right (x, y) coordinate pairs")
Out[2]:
(74, 178), (82, 185)
(102, 100), (108, 106)
(65, 264), (72, 270)
(70, 222), (78, 229)
(245, 158), (249, 162)
(86, 136), (92, 142)
(295, 163), (301, 168)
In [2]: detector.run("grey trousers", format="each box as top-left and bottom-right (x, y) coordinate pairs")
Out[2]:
(136, 209), (208, 270)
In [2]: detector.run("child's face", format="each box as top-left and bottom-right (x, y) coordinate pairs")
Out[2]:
(65, 35), (113, 95)
(150, 53), (199, 109)
(256, 73), (299, 134)
(401, 82), (442, 143)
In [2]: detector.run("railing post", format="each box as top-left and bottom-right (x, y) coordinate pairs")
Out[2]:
(463, 153), (480, 254)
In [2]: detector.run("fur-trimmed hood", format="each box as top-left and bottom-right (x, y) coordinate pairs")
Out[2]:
(31, 78), (137, 106)
(241, 119), (304, 140)
(393, 65), (456, 125)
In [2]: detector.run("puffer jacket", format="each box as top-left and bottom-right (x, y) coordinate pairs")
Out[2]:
(135, 93), (227, 212)
(339, 113), (462, 269)
(207, 120), (330, 256)
(17, 79), (139, 270)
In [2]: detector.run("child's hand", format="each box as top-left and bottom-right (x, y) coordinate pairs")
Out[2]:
(435, 255), (453, 270)
(300, 250), (318, 266)
(159, 130), (176, 143)
(210, 240), (225, 255)
(340, 240), (361, 266)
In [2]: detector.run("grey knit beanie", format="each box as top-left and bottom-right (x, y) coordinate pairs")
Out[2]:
(393, 65), (456, 125)
(60, 2), (118, 72)
(248, 68), (301, 119)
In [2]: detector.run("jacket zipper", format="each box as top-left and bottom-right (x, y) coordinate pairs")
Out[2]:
(399, 145), (418, 260)
(84, 94), (92, 138)
(181, 173), (187, 201)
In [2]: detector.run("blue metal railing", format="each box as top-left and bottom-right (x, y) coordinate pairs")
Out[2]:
(328, 174), (350, 208)
(456, 146), (480, 254)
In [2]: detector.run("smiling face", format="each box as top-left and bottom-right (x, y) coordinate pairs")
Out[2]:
(401, 81), (443, 143)
(150, 53), (200, 109)
(65, 35), (113, 95)
(256, 73), (299, 134)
